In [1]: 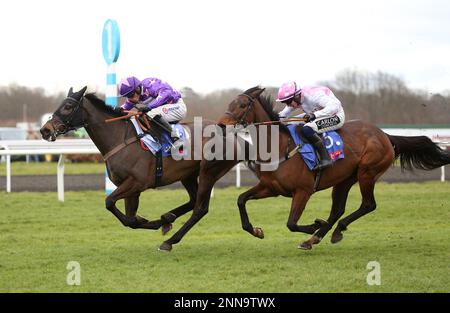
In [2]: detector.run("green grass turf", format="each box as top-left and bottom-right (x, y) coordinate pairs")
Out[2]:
(0, 182), (449, 292)
(0, 161), (105, 176)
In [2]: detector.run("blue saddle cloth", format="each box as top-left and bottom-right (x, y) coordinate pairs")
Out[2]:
(131, 119), (188, 157)
(286, 124), (345, 170)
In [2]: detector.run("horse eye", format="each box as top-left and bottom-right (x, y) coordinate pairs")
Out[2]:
(240, 103), (247, 108)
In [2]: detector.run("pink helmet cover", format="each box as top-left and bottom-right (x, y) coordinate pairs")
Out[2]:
(276, 81), (301, 102)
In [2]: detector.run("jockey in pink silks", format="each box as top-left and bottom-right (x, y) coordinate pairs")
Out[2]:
(277, 81), (345, 170)
(118, 76), (187, 144)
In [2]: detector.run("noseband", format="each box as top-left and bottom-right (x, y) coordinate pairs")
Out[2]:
(224, 93), (255, 127)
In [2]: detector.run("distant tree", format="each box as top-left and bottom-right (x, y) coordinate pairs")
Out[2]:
(321, 69), (450, 125)
(1, 72), (449, 127)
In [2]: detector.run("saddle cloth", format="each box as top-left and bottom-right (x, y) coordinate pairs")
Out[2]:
(130, 118), (189, 157)
(287, 124), (345, 170)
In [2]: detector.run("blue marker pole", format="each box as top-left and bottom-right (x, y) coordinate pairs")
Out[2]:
(102, 19), (121, 195)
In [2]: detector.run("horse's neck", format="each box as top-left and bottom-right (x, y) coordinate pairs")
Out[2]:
(83, 101), (131, 157)
(254, 124), (291, 162)
(253, 107), (291, 163)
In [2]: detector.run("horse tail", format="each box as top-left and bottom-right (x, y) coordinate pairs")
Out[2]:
(386, 134), (450, 171)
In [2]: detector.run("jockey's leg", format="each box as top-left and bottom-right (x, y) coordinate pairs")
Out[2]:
(146, 99), (187, 144)
(301, 125), (333, 171)
(301, 109), (345, 171)
(153, 114), (180, 142)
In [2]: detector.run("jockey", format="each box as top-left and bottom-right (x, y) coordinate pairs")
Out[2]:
(277, 81), (345, 171)
(118, 76), (187, 144)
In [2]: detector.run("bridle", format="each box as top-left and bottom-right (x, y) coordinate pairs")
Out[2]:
(224, 93), (256, 127)
(223, 91), (303, 170)
(50, 96), (86, 137)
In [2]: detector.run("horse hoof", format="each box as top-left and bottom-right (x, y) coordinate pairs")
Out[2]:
(161, 223), (173, 236)
(310, 235), (322, 245)
(253, 227), (264, 239)
(298, 242), (312, 250)
(158, 242), (172, 252)
(331, 232), (343, 244)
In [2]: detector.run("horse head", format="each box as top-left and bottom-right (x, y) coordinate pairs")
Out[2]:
(40, 86), (87, 141)
(217, 86), (266, 127)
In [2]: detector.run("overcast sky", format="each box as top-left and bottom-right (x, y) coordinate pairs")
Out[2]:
(1, 0), (450, 95)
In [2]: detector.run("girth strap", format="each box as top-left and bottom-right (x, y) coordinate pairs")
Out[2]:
(154, 150), (163, 187)
(103, 137), (139, 161)
(254, 145), (299, 167)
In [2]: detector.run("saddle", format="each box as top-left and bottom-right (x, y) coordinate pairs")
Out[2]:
(286, 124), (345, 171)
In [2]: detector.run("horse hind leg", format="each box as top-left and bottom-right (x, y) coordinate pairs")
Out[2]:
(300, 174), (357, 249)
(331, 171), (378, 244)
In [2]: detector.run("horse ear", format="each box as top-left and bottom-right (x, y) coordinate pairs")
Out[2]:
(79, 86), (87, 95)
(70, 86), (88, 101)
(68, 87), (74, 97)
(251, 87), (265, 98)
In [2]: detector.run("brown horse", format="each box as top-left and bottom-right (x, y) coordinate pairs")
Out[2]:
(40, 86), (213, 238)
(159, 86), (450, 251)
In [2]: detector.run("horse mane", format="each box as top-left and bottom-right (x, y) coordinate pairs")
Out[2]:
(84, 93), (123, 117)
(243, 86), (290, 135)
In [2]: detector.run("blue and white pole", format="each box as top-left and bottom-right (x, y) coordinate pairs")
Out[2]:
(102, 19), (121, 195)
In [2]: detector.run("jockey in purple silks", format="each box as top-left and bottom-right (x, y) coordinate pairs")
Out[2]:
(277, 81), (346, 170)
(118, 76), (187, 144)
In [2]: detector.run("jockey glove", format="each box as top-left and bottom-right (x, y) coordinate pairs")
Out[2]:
(113, 107), (125, 115)
(304, 113), (316, 122)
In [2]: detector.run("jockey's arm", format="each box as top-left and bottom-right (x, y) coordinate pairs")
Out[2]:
(278, 105), (296, 120)
(313, 102), (340, 118)
(292, 112), (306, 119)
(311, 94), (341, 119)
(146, 89), (173, 110)
(121, 99), (135, 111)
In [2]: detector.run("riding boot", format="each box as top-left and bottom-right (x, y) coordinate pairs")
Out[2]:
(308, 133), (333, 171)
(152, 114), (179, 143)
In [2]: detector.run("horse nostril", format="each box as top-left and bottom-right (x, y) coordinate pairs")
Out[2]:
(40, 127), (50, 138)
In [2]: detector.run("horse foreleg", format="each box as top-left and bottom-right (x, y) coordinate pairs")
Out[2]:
(237, 183), (275, 239)
(123, 195), (165, 230)
(158, 160), (237, 251)
(105, 177), (147, 229)
(157, 173), (199, 235)
(301, 175), (357, 247)
(284, 189), (315, 249)
(158, 184), (213, 252)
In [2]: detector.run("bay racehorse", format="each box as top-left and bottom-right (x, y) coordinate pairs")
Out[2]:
(40, 86), (214, 239)
(158, 86), (450, 251)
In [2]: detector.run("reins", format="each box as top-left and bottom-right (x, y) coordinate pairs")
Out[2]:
(102, 110), (144, 161)
(252, 118), (306, 126)
(105, 111), (142, 123)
